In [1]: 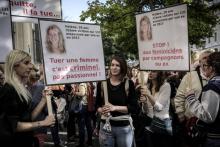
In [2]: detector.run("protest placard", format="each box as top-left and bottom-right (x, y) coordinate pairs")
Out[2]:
(39, 20), (106, 85)
(10, 0), (62, 19)
(136, 4), (189, 71)
(0, 0), (13, 63)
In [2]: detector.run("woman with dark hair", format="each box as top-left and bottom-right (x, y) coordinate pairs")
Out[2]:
(185, 52), (220, 147)
(96, 55), (138, 147)
(140, 71), (172, 146)
(131, 67), (139, 88)
(140, 71), (171, 121)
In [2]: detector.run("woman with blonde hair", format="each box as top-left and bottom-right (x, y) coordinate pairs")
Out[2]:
(46, 25), (66, 54)
(0, 50), (55, 146)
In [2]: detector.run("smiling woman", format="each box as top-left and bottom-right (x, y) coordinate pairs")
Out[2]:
(139, 15), (152, 42)
(96, 55), (138, 147)
(46, 25), (66, 54)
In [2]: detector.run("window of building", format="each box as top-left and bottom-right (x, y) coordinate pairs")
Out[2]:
(12, 22), (42, 64)
(33, 24), (43, 63)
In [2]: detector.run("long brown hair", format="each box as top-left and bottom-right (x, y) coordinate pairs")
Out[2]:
(148, 71), (165, 93)
(109, 55), (127, 80)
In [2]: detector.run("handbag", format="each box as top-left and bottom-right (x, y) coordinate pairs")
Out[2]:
(150, 116), (173, 136)
(68, 96), (83, 113)
(134, 112), (152, 144)
(185, 117), (207, 143)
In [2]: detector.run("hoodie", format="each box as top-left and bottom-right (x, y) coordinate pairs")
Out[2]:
(204, 75), (220, 95)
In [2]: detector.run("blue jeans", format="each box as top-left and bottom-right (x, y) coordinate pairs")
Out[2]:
(99, 122), (133, 147)
(77, 105), (93, 145)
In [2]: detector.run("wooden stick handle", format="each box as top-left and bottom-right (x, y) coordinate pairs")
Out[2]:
(46, 95), (53, 115)
(44, 87), (53, 116)
(139, 71), (146, 113)
(101, 81), (109, 119)
(103, 81), (109, 105)
(140, 71), (144, 86)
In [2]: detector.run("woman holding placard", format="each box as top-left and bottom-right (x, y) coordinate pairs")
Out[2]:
(96, 55), (138, 147)
(0, 50), (55, 146)
(140, 71), (172, 146)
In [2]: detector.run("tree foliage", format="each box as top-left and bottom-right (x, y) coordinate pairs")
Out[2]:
(80, 0), (219, 59)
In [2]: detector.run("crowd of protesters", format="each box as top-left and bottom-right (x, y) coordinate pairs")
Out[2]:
(0, 49), (220, 147)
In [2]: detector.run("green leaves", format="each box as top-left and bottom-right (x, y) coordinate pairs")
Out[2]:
(80, 0), (219, 60)
(188, 1), (219, 47)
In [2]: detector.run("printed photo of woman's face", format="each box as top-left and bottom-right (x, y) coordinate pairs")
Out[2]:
(46, 25), (66, 54)
(139, 16), (152, 42)
(48, 28), (59, 48)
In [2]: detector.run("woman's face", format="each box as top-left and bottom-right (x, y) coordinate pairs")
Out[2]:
(201, 62), (214, 78)
(199, 52), (210, 75)
(110, 59), (121, 76)
(140, 20), (149, 39)
(132, 68), (138, 77)
(48, 28), (61, 53)
(14, 57), (33, 80)
(148, 71), (158, 80)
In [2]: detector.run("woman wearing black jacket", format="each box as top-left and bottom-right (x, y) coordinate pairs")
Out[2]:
(0, 50), (55, 146)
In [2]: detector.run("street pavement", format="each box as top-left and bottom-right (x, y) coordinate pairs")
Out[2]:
(44, 131), (99, 147)
(44, 131), (73, 147)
